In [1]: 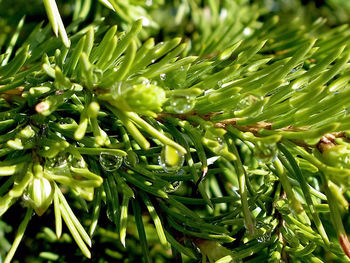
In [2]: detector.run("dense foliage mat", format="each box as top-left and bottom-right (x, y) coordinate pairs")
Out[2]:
(0, 0), (350, 262)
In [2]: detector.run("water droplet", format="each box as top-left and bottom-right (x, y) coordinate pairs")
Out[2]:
(204, 128), (225, 151)
(99, 152), (123, 172)
(45, 154), (67, 169)
(176, 169), (185, 176)
(236, 96), (256, 111)
(110, 81), (129, 100)
(142, 78), (150, 85)
(169, 95), (195, 114)
(243, 27), (252, 36)
(161, 66), (188, 89)
(124, 152), (139, 167)
(254, 142), (278, 163)
(165, 181), (182, 193)
(220, 8), (228, 20)
(160, 73), (166, 80)
(204, 89), (213, 95)
(22, 192), (31, 203)
(140, 16), (151, 27)
(257, 232), (271, 243)
(132, 77), (150, 86)
(69, 155), (87, 168)
(217, 81), (223, 88)
(114, 80), (164, 99)
(290, 62), (304, 73)
(158, 145), (184, 173)
(255, 221), (272, 243)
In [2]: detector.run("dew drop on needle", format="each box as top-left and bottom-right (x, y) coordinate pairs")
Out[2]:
(99, 152), (123, 172)
(159, 145), (185, 173)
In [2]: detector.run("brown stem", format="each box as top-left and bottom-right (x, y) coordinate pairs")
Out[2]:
(340, 233), (350, 259)
(157, 112), (347, 149)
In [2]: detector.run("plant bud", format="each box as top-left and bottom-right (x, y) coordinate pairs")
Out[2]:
(27, 176), (54, 216)
(322, 145), (350, 168)
(109, 82), (166, 115)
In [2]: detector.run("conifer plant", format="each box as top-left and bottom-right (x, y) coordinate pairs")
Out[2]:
(1, 0), (350, 262)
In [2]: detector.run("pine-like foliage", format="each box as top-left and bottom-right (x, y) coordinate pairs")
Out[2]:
(0, 0), (350, 262)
